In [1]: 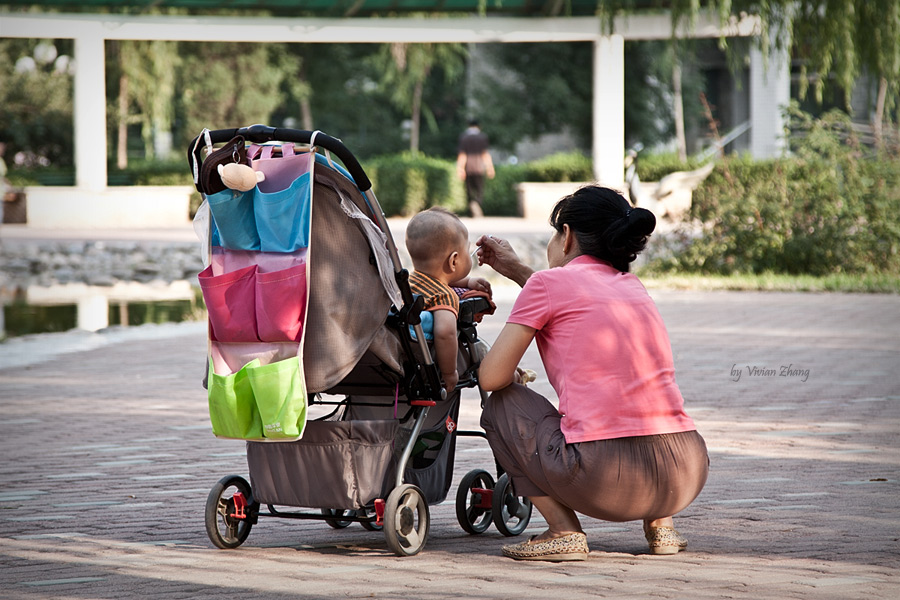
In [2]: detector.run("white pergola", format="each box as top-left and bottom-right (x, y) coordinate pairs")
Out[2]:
(1, 11), (786, 223)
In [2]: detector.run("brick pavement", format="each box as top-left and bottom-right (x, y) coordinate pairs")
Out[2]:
(1, 285), (898, 599)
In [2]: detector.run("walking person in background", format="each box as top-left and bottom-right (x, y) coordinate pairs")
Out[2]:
(456, 119), (495, 218)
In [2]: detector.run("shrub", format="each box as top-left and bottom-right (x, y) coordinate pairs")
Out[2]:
(6, 168), (74, 187)
(648, 107), (900, 276)
(484, 163), (527, 216)
(523, 151), (593, 182)
(364, 153), (464, 217)
(481, 152), (592, 217)
(636, 152), (705, 182)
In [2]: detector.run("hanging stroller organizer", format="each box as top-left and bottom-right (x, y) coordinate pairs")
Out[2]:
(189, 125), (532, 557)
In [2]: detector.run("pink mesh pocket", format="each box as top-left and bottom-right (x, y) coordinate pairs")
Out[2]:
(255, 263), (307, 342)
(210, 247), (307, 276)
(249, 143), (313, 194)
(198, 264), (260, 342)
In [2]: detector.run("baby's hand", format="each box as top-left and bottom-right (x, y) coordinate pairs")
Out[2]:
(442, 369), (459, 394)
(467, 276), (492, 296)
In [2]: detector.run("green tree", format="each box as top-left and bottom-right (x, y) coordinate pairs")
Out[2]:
(110, 40), (179, 162)
(470, 42), (593, 153)
(641, 1), (898, 141)
(371, 40), (467, 154)
(267, 43), (408, 159)
(0, 39), (74, 168)
(175, 42), (288, 145)
(593, 1), (899, 145)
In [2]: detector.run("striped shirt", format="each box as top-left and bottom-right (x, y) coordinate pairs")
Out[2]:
(409, 271), (459, 317)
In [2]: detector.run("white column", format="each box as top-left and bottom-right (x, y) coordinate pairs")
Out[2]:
(592, 35), (625, 186)
(74, 33), (107, 191)
(749, 42), (791, 159)
(77, 294), (109, 332)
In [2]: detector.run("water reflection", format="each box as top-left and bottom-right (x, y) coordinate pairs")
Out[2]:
(1, 280), (201, 338)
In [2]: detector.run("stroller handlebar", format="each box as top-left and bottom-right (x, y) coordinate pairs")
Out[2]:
(188, 125), (372, 192)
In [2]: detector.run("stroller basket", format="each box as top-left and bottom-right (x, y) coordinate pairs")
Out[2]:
(248, 419), (398, 509)
(192, 125), (532, 556)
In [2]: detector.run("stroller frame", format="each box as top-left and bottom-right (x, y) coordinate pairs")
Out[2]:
(190, 125), (532, 556)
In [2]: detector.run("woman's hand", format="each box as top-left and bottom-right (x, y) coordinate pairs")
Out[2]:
(475, 235), (534, 287)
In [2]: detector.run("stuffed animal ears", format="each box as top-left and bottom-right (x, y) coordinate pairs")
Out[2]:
(217, 163), (266, 192)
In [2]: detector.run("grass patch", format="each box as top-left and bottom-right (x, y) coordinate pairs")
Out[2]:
(637, 271), (900, 294)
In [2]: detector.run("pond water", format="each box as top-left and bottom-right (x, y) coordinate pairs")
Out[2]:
(1, 281), (203, 339)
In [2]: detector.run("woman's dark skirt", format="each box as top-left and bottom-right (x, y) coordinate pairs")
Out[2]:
(480, 383), (709, 522)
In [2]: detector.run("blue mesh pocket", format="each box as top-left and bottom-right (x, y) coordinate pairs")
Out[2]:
(254, 172), (311, 253)
(207, 188), (260, 251)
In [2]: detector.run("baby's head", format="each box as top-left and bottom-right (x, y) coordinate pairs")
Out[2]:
(406, 207), (472, 283)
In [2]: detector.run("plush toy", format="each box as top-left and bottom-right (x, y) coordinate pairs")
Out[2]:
(519, 369), (538, 385)
(217, 162), (265, 192)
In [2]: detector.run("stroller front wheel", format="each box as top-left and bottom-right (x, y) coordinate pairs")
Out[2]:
(383, 484), (429, 556)
(205, 475), (255, 549)
(492, 473), (533, 537)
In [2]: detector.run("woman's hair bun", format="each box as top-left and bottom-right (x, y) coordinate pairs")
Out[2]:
(626, 207), (656, 237)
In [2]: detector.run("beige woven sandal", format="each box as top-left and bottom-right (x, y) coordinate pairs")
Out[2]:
(644, 526), (688, 555)
(501, 532), (589, 562)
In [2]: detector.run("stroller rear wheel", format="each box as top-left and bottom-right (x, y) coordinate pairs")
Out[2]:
(492, 473), (533, 537)
(322, 508), (354, 529)
(205, 475), (255, 549)
(455, 469), (495, 535)
(383, 484), (429, 556)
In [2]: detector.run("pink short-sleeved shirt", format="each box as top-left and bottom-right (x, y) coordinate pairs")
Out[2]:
(508, 255), (696, 444)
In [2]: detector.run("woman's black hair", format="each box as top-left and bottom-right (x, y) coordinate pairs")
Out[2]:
(549, 185), (656, 272)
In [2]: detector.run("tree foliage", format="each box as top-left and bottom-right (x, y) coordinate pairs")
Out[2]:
(3, 2), (898, 171)
(598, 1), (900, 126)
(176, 42), (288, 143)
(113, 40), (179, 158)
(370, 37), (467, 154)
(470, 42), (594, 152)
(0, 39), (74, 167)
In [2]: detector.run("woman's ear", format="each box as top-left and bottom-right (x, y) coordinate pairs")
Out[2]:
(562, 224), (576, 255)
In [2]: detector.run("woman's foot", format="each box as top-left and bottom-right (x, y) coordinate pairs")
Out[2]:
(644, 526), (688, 555)
(501, 532), (589, 562)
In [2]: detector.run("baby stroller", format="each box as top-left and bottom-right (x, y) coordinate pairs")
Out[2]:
(188, 125), (532, 556)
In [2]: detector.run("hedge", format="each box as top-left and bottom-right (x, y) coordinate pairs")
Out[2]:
(363, 152), (466, 216)
(362, 150), (594, 217)
(646, 132), (900, 276)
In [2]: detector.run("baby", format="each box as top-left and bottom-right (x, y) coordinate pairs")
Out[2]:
(406, 207), (491, 393)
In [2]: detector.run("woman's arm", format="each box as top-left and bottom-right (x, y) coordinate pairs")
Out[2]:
(478, 323), (536, 391)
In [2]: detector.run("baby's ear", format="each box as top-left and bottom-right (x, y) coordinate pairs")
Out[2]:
(446, 250), (460, 273)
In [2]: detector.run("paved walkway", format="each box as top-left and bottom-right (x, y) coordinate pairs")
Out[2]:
(1, 224), (898, 599)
